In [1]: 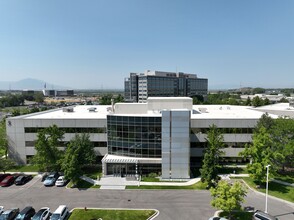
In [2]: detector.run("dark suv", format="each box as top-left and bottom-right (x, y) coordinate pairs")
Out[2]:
(15, 206), (35, 220)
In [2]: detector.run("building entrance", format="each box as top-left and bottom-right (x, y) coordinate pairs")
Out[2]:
(107, 163), (136, 177)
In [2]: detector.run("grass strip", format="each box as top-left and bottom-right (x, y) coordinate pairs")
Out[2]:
(126, 181), (207, 190)
(237, 177), (294, 203)
(67, 179), (100, 189)
(69, 209), (156, 220)
(8, 165), (39, 172)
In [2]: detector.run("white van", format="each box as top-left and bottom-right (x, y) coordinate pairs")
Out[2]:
(50, 205), (69, 220)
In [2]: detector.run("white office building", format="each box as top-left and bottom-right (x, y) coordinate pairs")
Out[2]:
(6, 97), (293, 179)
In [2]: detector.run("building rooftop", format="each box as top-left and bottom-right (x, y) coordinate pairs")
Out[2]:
(24, 105), (111, 119)
(10, 102), (293, 120)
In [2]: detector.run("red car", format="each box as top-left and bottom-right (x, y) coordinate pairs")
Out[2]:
(0, 174), (11, 182)
(0, 175), (15, 187)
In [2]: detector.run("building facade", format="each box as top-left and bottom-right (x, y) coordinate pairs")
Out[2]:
(7, 97), (292, 179)
(124, 70), (208, 103)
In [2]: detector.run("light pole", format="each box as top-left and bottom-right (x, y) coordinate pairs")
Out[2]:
(265, 164), (270, 213)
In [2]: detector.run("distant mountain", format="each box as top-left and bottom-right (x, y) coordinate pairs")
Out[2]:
(0, 78), (70, 90)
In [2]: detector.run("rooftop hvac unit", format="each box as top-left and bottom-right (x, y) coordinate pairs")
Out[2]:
(88, 107), (97, 112)
(62, 107), (74, 112)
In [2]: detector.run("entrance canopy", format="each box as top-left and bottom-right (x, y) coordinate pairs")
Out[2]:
(102, 154), (162, 164)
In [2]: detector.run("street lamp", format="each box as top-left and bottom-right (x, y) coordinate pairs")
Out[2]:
(265, 164), (271, 213)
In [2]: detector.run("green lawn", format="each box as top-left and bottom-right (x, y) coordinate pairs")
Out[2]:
(8, 165), (39, 172)
(274, 173), (294, 184)
(69, 209), (156, 220)
(240, 177), (294, 203)
(67, 179), (100, 189)
(141, 176), (160, 182)
(219, 211), (253, 220)
(126, 181), (207, 190)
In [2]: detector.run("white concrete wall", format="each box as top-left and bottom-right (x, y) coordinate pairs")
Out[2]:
(162, 110), (190, 179)
(6, 117), (108, 164)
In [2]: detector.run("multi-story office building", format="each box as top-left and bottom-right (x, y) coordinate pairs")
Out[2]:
(6, 98), (293, 179)
(124, 70), (208, 103)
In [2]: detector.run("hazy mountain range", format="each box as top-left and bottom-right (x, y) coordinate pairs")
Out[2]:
(0, 78), (70, 90)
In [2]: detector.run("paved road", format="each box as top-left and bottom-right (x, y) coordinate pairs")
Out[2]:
(0, 176), (293, 220)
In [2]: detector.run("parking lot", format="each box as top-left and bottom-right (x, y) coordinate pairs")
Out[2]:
(0, 175), (294, 220)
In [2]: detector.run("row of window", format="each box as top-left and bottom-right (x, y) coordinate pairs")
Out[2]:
(107, 116), (161, 123)
(24, 127), (106, 134)
(191, 127), (254, 134)
(110, 147), (161, 158)
(25, 141), (107, 147)
(190, 142), (246, 148)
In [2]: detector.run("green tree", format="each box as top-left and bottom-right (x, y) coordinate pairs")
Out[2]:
(271, 118), (294, 171)
(33, 125), (64, 171)
(210, 180), (247, 219)
(33, 92), (45, 103)
(279, 97), (289, 103)
(263, 98), (270, 105)
(252, 87), (265, 94)
(114, 94), (124, 103)
(245, 97), (251, 106)
(255, 113), (275, 131)
(0, 158), (15, 173)
(62, 133), (96, 184)
(200, 125), (225, 187)
(252, 96), (263, 107)
(192, 95), (204, 104)
(240, 126), (273, 183)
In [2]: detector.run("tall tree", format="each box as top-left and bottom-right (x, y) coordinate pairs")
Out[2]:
(255, 113), (275, 132)
(271, 118), (294, 171)
(252, 96), (263, 107)
(245, 97), (251, 106)
(240, 126), (273, 183)
(33, 125), (64, 172)
(62, 133), (96, 184)
(210, 180), (247, 220)
(200, 125), (225, 187)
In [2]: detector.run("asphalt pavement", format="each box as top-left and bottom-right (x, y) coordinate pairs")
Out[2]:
(0, 176), (293, 220)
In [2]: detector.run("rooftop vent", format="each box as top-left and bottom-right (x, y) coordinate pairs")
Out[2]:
(198, 108), (208, 113)
(62, 107), (74, 112)
(88, 107), (97, 112)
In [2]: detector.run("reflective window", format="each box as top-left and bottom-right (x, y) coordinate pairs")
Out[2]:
(107, 115), (162, 158)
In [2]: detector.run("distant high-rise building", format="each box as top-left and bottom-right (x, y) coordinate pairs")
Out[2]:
(124, 70), (208, 102)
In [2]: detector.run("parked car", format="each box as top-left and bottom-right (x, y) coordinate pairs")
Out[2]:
(0, 208), (19, 220)
(50, 205), (69, 220)
(44, 172), (59, 186)
(41, 173), (49, 182)
(15, 206), (35, 220)
(252, 210), (278, 220)
(55, 176), (68, 187)
(0, 174), (10, 182)
(32, 207), (51, 220)
(14, 175), (33, 185)
(0, 176), (15, 187)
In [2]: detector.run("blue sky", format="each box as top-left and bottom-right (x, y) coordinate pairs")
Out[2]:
(0, 0), (293, 89)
